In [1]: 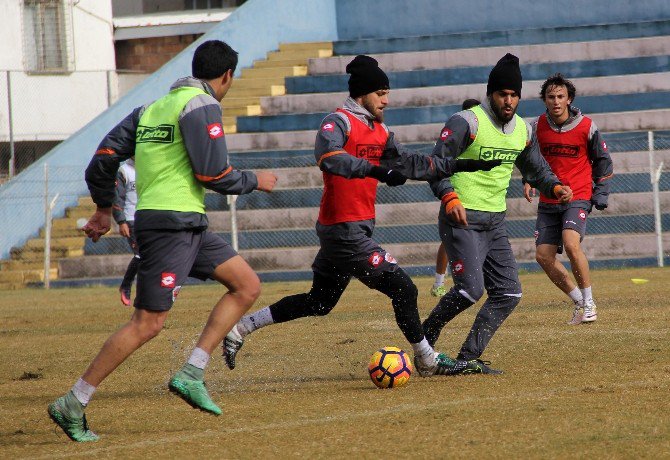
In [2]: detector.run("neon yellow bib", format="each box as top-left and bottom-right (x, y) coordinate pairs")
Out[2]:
(135, 86), (207, 213)
(450, 105), (527, 212)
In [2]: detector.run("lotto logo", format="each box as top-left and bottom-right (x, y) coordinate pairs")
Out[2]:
(602, 141), (607, 150)
(534, 230), (539, 241)
(161, 272), (176, 288)
(322, 123), (334, 132)
(384, 252), (397, 264)
(452, 259), (465, 275)
(579, 210), (587, 220)
(207, 123), (224, 139)
(368, 252), (383, 268)
(440, 128), (451, 140)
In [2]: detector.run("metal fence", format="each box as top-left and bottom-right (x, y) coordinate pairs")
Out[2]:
(0, 131), (668, 287)
(0, 70), (117, 181)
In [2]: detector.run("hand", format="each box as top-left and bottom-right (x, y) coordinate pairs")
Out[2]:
(447, 202), (468, 226)
(523, 183), (536, 203)
(383, 169), (407, 186)
(119, 222), (130, 238)
(82, 208), (112, 242)
(256, 171), (278, 192)
(368, 166), (407, 186)
(451, 159), (502, 173)
(554, 185), (573, 203)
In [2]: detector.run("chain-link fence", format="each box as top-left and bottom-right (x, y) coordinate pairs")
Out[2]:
(0, 70), (115, 181)
(0, 131), (668, 288)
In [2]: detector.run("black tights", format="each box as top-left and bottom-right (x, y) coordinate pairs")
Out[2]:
(269, 268), (424, 344)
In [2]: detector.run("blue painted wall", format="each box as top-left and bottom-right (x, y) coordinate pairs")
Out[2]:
(0, 0), (338, 259)
(335, 0), (670, 40)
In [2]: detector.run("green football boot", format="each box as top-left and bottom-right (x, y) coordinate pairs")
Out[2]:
(168, 374), (222, 416)
(47, 396), (99, 442)
(430, 285), (448, 297)
(451, 358), (503, 375)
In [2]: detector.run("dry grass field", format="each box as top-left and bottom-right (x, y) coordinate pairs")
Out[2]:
(1, 267), (669, 459)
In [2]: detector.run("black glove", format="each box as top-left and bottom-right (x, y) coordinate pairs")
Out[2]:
(450, 159), (503, 173)
(368, 166), (407, 186)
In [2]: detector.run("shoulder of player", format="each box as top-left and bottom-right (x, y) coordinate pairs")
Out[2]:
(319, 111), (350, 135)
(180, 93), (220, 119)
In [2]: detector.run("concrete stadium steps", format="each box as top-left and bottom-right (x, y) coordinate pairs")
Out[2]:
(240, 66), (308, 80)
(219, 41), (333, 133)
(58, 231), (670, 280)
(255, 49), (333, 68)
(260, 73), (670, 115)
(198, 170), (670, 214)
(226, 114), (670, 152)
(310, 36), (670, 76)
(0, 260), (58, 271)
(0, 195), (95, 288)
(279, 41), (332, 52)
(81, 210), (670, 257)
(237, 91), (670, 133)
(0, 267), (58, 284)
(332, 19), (670, 55)
(285, 55), (670, 95)
(227, 135), (670, 169)
(203, 191), (670, 233)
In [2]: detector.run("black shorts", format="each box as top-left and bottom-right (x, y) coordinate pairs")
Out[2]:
(313, 221), (399, 284)
(134, 228), (237, 311)
(535, 205), (589, 248)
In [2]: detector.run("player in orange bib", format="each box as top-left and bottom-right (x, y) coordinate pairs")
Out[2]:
(223, 55), (500, 377)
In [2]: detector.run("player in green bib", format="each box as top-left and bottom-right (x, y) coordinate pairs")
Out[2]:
(422, 54), (573, 375)
(48, 40), (277, 442)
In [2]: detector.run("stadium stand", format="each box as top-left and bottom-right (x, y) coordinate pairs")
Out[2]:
(2, 3), (669, 288)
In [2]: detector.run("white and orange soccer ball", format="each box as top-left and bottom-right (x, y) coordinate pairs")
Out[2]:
(367, 346), (413, 389)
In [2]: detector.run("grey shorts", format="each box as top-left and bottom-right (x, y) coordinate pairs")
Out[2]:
(134, 228), (237, 311)
(535, 205), (589, 247)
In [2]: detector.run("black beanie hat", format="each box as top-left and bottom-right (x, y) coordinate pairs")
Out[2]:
(487, 53), (522, 97)
(346, 55), (390, 98)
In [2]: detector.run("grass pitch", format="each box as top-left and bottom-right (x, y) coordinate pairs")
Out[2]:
(1, 267), (669, 458)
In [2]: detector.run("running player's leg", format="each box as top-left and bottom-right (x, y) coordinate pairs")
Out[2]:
(535, 207), (583, 306)
(224, 251), (350, 369)
(423, 211), (488, 347)
(561, 206), (596, 322)
(169, 231), (249, 414)
(430, 242), (449, 297)
(456, 220), (521, 371)
(49, 228), (197, 440)
(348, 246), (455, 376)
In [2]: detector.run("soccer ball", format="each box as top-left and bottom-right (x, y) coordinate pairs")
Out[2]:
(367, 346), (413, 389)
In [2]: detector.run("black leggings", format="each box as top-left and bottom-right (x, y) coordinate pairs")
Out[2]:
(269, 268), (424, 344)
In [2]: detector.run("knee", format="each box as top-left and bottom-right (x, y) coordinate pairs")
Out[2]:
(468, 285), (486, 302)
(132, 315), (165, 341)
(307, 292), (339, 316)
(236, 278), (262, 306)
(308, 297), (337, 316)
(535, 251), (554, 267)
(455, 285), (484, 303)
(393, 280), (418, 302)
(563, 241), (582, 258)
